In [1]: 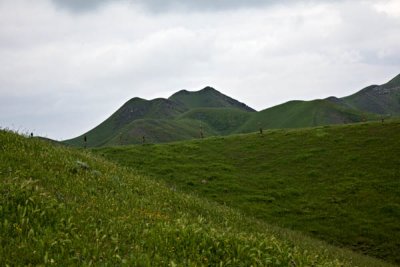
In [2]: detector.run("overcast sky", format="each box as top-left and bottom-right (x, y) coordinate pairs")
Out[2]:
(1, 0), (399, 140)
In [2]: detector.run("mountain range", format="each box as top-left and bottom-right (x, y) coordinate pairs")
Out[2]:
(64, 74), (400, 147)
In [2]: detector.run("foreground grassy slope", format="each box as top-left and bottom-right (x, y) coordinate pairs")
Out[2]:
(96, 120), (400, 264)
(2, 130), (390, 266)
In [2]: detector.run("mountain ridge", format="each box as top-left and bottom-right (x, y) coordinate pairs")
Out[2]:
(63, 73), (400, 147)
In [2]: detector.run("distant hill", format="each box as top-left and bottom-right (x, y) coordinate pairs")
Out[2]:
(236, 99), (378, 133)
(64, 87), (256, 147)
(64, 97), (188, 147)
(64, 74), (400, 147)
(340, 74), (400, 115)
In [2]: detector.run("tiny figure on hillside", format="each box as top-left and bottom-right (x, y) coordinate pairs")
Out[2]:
(381, 117), (385, 124)
(30, 132), (33, 138)
(200, 125), (204, 139)
(142, 135), (146, 144)
(84, 135), (87, 148)
(259, 127), (263, 135)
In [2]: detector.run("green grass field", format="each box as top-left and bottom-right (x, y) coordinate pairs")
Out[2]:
(96, 120), (400, 264)
(1, 128), (395, 266)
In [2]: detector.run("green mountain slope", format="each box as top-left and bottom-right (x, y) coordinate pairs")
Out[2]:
(96, 120), (400, 264)
(179, 108), (253, 135)
(169, 86), (255, 112)
(384, 73), (400, 88)
(64, 97), (188, 147)
(104, 118), (216, 146)
(2, 130), (392, 266)
(63, 87), (255, 147)
(237, 99), (378, 133)
(341, 74), (400, 115)
(64, 74), (399, 147)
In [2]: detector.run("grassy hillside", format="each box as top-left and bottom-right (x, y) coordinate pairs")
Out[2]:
(237, 99), (378, 133)
(65, 98), (378, 147)
(2, 130), (392, 266)
(105, 118), (217, 146)
(179, 108), (253, 135)
(96, 120), (400, 264)
(63, 97), (188, 147)
(341, 74), (400, 116)
(169, 86), (255, 112)
(342, 86), (400, 116)
(63, 87), (256, 147)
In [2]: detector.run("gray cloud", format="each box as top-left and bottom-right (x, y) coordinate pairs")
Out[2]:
(50, 0), (113, 12)
(51, 0), (330, 13)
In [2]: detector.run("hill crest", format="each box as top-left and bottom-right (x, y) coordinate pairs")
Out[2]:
(169, 86), (255, 112)
(64, 73), (400, 147)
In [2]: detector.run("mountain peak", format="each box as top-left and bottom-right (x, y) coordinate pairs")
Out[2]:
(128, 97), (146, 102)
(170, 86), (219, 98)
(201, 86), (217, 92)
(169, 87), (255, 112)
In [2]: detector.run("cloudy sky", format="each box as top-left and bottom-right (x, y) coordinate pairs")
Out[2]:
(1, 0), (399, 140)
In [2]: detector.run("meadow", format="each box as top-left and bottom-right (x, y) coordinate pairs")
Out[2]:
(96, 120), (400, 264)
(0, 128), (395, 266)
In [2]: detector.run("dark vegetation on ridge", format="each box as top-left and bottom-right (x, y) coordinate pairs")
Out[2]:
(64, 74), (400, 147)
(2, 129), (394, 266)
(96, 120), (400, 264)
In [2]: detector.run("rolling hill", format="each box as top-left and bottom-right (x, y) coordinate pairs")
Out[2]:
(64, 74), (400, 147)
(340, 74), (400, 115)
(2, 129), (393, 266)
(95, 120), (400, 264)
(63, 87), (256, 147)
(64, 97), (188, 147)
(236, 99), (377, 133)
